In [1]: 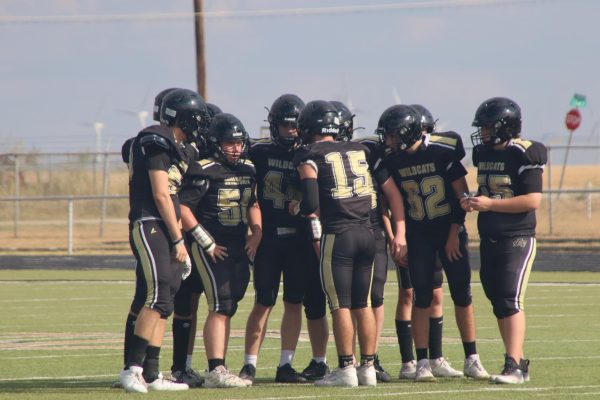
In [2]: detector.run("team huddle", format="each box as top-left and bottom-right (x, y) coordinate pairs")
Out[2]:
(117, 89), (547, 393)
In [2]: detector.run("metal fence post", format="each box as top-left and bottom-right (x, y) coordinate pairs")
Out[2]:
(547, 148), (553, 234)
(99, 152), (109, 237)
(587, 181), (592, 220)
(67, 198), (74, 255)
(13, 154), (20, 238)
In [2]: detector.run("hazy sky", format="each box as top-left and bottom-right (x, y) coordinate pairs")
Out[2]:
(1, 0), (598, 155)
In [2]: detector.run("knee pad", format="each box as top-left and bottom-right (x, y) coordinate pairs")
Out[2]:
(448, 281), (473, 307)
(256, 290), (277, 308)
(370, 292), (384, 308)
(129, 300), (144, 315)
(304, 297), (326, 320)
(492, 299), (520, 319)
(414, 289), (433, 309)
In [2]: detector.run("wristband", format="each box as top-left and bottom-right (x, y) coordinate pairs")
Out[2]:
(309, 217), (322, 241)
(190, 224), (216, 251)
(171, 237), (184, 247)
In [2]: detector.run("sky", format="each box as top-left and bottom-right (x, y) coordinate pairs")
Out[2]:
(1, 0), (599, 161)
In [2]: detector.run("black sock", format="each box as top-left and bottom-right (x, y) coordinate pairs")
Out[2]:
(208, 358), (225, 372)
(360, 354), (375, 366)
(126, 334), (148, 369)
(142, 345), (161, 383)
(416, 348), (428, 361)
(338, 355), (354, 369)
(395, 319), (414, 363)
(428, 316), (443, 360)
(462, 341), (477, 358)
(172, 318), (192, 372)
(123, 314), (137, 367)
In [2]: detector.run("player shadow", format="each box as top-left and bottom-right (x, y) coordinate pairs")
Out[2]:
(0, 378), (112, 392)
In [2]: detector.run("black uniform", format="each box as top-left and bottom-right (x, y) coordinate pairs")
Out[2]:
(126, 125), (188, 317)
(294, 140), (375, 310)
(179, 157), (257, 317)
(249, 139), (325, 319)
(376, 132), (472, 309)
(473, 138), (546, 318)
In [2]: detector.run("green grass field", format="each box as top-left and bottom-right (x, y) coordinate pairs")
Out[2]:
(0, 269), (599, 399)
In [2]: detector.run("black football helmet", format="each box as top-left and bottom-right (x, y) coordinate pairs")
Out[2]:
(153, 88), (180, 122)
(471, 97), (522, 146)
(160, 89), (210, 142)
(376, 105), (422, 151)
(267, 94), (305, 150)
(206, 113), (249, 165)
(330, 101), (355, 142)
(410, 104), (436, 134)
(297, 100), (340, 144)
(206, 103), (223, 118)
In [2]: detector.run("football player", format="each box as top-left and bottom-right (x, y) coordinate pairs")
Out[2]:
(330, 100), (355, 142)
(352, 132), (407, 382)
(178, 113), (261, 388)
(290, 100), (402, 387)
(374, 104), (488, 382)
(464, 97), (546, 384)
(239, 94), (330, 385)
(118, 88), (209, 393)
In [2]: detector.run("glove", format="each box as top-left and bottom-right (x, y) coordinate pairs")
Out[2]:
(179, 254), (192, 280)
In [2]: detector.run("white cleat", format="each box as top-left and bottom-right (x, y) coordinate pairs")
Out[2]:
(414, 360), (436, 382)
(490, 356), (528, 384)
(147, 376), (189, 391)
(430, 357), (464, 378)
(464, 355), (490, 380)
(399, 360), (417, 380)
(314, 366), (358, 387)
(356, 364), (377, 387)
(204, 365), (250, 388)
(119, 366), (148, 393)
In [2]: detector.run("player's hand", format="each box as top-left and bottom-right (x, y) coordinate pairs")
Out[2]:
(178, 254), (192, 280)
(245, 234), (261, 262)
(312, 240), (321, 259)
(207, 244), (228, 263)
(460, 196), (473, 212)
(390, 236), (407, 266)
(172, 241), (189, 263)
(467, 195), (492, 212)
(445, 232), (462, 262)
(288, 200), (300, 216)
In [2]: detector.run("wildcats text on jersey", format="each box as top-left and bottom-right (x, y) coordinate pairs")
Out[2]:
(398, 162), (436, 178)
(477, 161), (505, 172)
(267, 158), (295, 170)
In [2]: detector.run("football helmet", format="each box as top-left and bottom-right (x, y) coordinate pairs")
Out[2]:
(376, 105), (422, 151)
(206, 113), (249, 165)
(410, 104), (436, 134)
(330, 101), (355, 142)
(160, 89), (210, 142)
(206, 103), (223, 118)
(297, 100), (340, 144)
(471, 97), (522, 146)
(268, 94), (305, 150)
(153, 88), (180, 122)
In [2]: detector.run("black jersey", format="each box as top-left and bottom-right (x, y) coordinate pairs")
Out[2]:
(126, 125), (188, 223)
(354, 136), (385, 233)
(375, 132), (467, 235)
(249, 139), (303, 235)
(179, 157), (257, 237)
(293, 140), (374, 234)
(473, 138), (547, 238)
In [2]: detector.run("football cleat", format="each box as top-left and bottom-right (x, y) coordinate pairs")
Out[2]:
(147, 376), (189, 391)
(314, 366), (358, 387)
(399, 360), (417, 380)
(238, 363), (256, 386)
(276, 363), (308, 383)
(204, 365), (250, 388)
(490, 355), (528, 384)
(373, 355), (391, 382)
(356, 364), (377, 386)
(463, 355), (490, 380)
(119, 366), (148, 393)
(430, 357), (464, 378)
(301, 359), (329, 381)
(415, 360), (436, 382)
(171, 368), (204, 387)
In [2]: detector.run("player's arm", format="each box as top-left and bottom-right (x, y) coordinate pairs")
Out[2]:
(289, 162), (319, 217)
(245, 191), (262, 261)
(446, 176), (469, 261)
(468, 192), (541, 213)
(149, 169), (187, 263)
(380, 177), (407, 266)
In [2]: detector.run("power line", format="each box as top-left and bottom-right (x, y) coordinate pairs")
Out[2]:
(0, 0), (562, 24)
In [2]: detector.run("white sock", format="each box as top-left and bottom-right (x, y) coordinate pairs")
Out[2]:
(313, 356), (326, 364)
(244, 354), (258, 367)
(186, 355), (193, 369)
(279, 350), (294, 367)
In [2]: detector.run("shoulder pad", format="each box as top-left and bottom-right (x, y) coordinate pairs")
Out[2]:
(121, 137), (134, 163)
(240, 159), (255, 168)
(522, 140), (547, 165)
(429, 132), (465, 159)
(197, 158), (217, 169)
(139, 134), (170, 152)
(250, 137), (272, 146)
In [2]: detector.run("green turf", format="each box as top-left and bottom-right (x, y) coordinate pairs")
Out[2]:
(0, 269), (599, 399)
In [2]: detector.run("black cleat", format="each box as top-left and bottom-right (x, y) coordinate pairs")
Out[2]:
(374, 355), (391, 382)
(238, 364), (256, 385)
(276, 363), (308, 383)
(300, 359), (329, 381)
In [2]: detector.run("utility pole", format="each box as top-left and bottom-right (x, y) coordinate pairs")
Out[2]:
(194, 0), (207, 99)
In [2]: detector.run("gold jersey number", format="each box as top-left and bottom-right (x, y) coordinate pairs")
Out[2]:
(262, 170), (301, 210)
(325, 151), (374, 206)
(400, 175), (450, 220)
(217, 187), (252, 226)
(477, 174), (514, 199)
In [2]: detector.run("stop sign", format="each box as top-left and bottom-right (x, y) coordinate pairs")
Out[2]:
(565, 108), (582, 131)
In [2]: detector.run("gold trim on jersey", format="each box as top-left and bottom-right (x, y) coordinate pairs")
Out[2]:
(429, 135), (457, 147)
(191, 242), (217, 312)
(320, 234), (339, 311)
(131, 221), (157, 307)
(197, 158), (216, 168)
(516, 238), (536, 311)
(511, 138), (533, 151)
